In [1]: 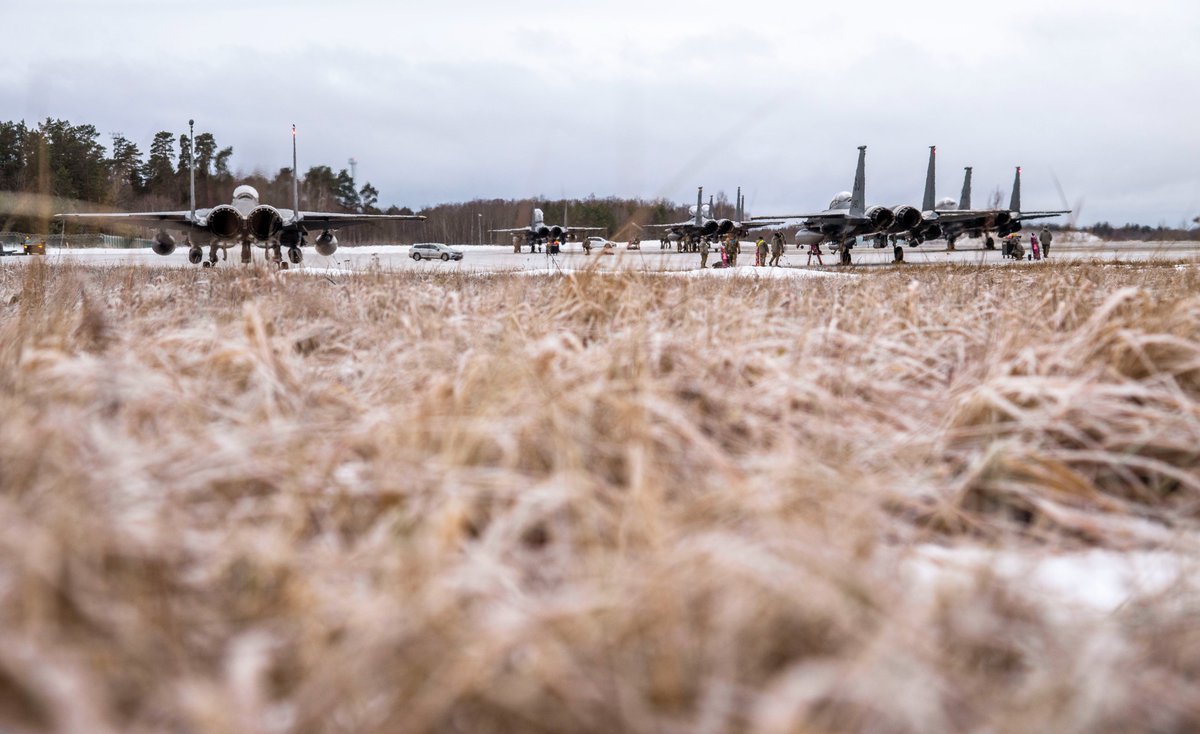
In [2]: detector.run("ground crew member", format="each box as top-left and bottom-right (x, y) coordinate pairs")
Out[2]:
(726, 236), (739, 267)
(806, 241), (824, 266)
(1030, 232), (1041, 260)
(700, 238), (710, 268)
(755, 236), (768, 266)
(582, 237), (592, 255)
(1040, 226), (1053, 258)
(769, 233), (784, 266)
(513, 235), (521, 253)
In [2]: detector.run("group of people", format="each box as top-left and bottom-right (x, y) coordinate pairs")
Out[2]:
(1004, 226), (1055, 261)
(696, 232), (787, 269)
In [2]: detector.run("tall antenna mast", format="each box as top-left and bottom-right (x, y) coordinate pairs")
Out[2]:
(349, 157), (357, 182)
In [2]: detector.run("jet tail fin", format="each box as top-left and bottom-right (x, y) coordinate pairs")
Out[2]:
(960, 167), (973, 210)
(922, 146), (936, 212)
(1009, 166), (1022, 212)
(291, 124), (300, 215)
(695, 187), (703, 226)
(188, 120), (197, 221)
(736, 186), (743, 221)
(850, 146), (867, 216)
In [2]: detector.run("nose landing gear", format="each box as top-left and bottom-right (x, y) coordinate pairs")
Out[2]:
(288, 246), (303, 265)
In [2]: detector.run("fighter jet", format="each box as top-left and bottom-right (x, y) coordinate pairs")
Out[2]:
(491, 204), (604, 249)
(641, 186), (780, 249)
(55, 122), (425, 267)
(750, 146), (896, 265)
(905, 151), (1070, 250)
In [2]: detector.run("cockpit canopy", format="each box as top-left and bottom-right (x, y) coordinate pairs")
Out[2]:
(688, 204), (713, 218)
(829, 191), (852, 209)
(936, 197), (958, 210)
(232, 185), (260, 203)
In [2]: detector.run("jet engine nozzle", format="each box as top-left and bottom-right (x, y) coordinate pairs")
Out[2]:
(548, 226), (565, 240)
(888, 205), (922, 233)
(994, 211), (1013, 228)
(700, 220), (719, 236)
(314, 231), (338, 257)
(714, 219), (735, 236)
(534, 225), (551, 238)
(152, 230), (176, 256)
(207, 205), (244, 239)
(247, 206), (284, 241)
(865, 205), (894, 230)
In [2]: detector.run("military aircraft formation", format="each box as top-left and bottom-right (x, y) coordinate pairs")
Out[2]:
(54, 122), (1069, 267)
(750, 145), (1070, 265)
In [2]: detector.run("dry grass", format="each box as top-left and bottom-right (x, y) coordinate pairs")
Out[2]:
(1, 259), (1199, 733)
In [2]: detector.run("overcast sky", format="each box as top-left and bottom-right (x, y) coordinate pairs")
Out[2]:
(3, 0), (1198, 226)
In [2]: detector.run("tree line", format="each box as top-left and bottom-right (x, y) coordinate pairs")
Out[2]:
(0, 117), (752, 245)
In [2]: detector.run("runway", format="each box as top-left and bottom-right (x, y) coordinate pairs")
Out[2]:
(10, 237), (1200, 275)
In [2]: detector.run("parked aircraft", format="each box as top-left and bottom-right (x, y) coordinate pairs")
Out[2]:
(491, 204), (604, 248)
(55, 122), (425, 267)
(751, 146), (896, 265)
(932, 165), (1070, 249)
(643, 186), (781, 247)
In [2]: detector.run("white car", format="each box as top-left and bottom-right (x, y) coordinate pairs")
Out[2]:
(409, 243), (463, 261)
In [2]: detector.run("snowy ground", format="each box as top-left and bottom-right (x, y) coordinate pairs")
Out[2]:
(10, 237), (1200, 275)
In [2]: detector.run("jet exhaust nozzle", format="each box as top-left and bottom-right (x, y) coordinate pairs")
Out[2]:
(549, 226), (564, 240)
(865, 205), (894, 230)
(700, 220), (719, 236)
(889, 206), (922, 232)
(152, 230), (176, 256)
(535, 226), (551, 238)
(247, 206), (284, 241)
(207, 205), (244, 239)
(715, 219), (735, 236)
(314, 231), (338, 257)
(995, 212), (1013, 228)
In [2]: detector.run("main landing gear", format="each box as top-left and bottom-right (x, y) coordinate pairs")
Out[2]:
(893, 245), (905, 263)
(288, 246), (303, 264)
(985, 236), (996, 250)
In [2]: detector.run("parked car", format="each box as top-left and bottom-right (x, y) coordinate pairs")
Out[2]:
(409, 243), (463, 261)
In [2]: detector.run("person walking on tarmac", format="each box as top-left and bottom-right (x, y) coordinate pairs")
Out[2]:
(806, 241), (824, 266)
(1030, 232), (1041, 261)
(755, 236), (769, 266)
(769, 233), (784, 266)
(728, 236), (741, 267)
(699, 237), (710, 268)
(1040, 226), (1053, 258)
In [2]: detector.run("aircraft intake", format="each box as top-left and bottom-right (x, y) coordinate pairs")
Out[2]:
(247, 206), (284, 241)
(152, 230), (176, 256)
(314, 231), (338, 256)
(207, 205), (243, 239)
(889, 206), (922, 232)
(865, 205), (894, 230)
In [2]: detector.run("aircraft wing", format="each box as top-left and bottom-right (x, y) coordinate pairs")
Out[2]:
(292, 212), (425, 230)
(490, 226), (532, 233)
(931, 209), (1000, 223)
(636, 219), (693, 230)
(54, 211), (200, 228)
(1013, 210), (1071, 222)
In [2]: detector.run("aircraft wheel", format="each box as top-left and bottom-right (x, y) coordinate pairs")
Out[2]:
(288, 247), (302, 264)
(985, 236), (996, 250)
(202, 261), (213, 268)
(188, 248), (202, 264)
(441, 253), (449, 261)
(894, 245), (904, 263)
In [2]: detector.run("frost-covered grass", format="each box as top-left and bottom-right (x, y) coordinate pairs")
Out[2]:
(1, 260), (1199, 733)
